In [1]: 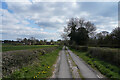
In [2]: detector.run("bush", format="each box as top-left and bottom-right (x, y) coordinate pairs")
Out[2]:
(88, 47), (120, 67)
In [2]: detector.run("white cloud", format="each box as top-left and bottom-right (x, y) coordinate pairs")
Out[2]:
(1, 8), (60, 40)
(2, 23), (59, 40)
(1, 2), (118, 40)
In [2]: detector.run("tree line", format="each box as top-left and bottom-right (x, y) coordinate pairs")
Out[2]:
(2, 37), (63, 45)
(63, 18), (120, 48)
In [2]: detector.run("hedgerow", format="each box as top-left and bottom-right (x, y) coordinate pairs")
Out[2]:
(2, 46), (58, 77)
(88, 47), (120, 66)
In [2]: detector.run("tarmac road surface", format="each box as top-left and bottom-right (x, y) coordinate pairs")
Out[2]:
(54, 46), (104, 79)
(57, 46), (72, 78)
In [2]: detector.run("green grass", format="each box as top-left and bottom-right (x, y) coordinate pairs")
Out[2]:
(70, 48), (120, 79)
(2, 44), (58, 52)
(3, 47), (62, 79)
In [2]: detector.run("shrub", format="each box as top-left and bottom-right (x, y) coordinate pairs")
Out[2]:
(88, 47), (120, 66)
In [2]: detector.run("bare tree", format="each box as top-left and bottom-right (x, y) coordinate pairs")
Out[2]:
(79, 18), (85, 28)
(84, 21), (96, 37)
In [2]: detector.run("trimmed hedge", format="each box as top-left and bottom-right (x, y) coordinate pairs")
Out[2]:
(88, 47), (120, 66)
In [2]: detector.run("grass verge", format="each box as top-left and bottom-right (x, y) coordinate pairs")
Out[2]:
(3, 47), (62, 79)
(70, 48), (120, 79)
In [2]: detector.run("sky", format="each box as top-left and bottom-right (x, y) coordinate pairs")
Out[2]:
(0, 0), (118, 41)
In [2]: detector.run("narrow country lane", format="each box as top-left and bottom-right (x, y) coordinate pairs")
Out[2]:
(52, 46), (104, 79)
(57, 46), (72, 78)
(68, 49), (98, 78)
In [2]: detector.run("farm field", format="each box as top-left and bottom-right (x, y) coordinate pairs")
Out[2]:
(2, 44), (58, 52)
